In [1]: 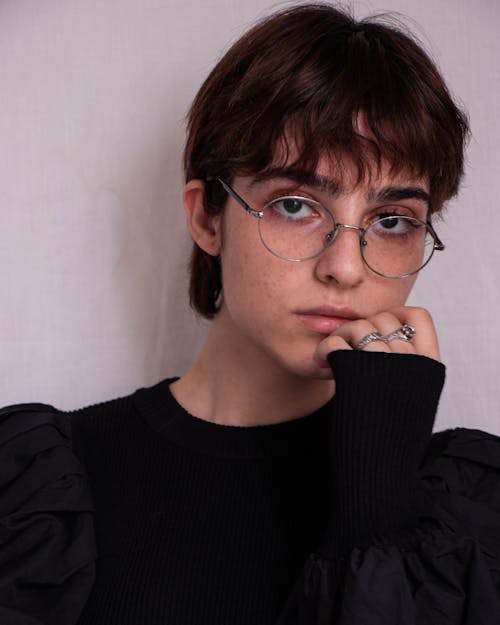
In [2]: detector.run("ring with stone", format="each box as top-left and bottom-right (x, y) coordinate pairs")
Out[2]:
(384, 324), (416, 343)
(356, 331), (386, 350)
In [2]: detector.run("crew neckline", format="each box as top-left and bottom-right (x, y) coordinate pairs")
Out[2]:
(132, 377), (333, 459)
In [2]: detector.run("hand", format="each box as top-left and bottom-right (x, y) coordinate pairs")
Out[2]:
(314, 306), (441, 367)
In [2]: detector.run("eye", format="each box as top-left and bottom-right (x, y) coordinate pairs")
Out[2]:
(377, 213), (405, 231)
(265, 196), (323, 221)
(369, 213), (421, 237)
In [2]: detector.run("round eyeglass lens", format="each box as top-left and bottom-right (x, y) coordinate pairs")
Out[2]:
(258, 196), (334, 261)
(361, 215), (435, 277)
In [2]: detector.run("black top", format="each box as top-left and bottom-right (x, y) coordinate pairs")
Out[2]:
(0, 351), (499, 625)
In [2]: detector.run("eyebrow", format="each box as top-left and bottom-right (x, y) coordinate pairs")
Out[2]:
(368, 186), (430, 209)
(249, 167), (430, 210)
(249, 167), (341, 195)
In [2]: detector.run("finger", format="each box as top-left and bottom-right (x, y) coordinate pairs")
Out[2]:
(363, 311), (416, 355)
(332, 319), (392, 353)
(386, 306), (440, 361)
(314, 334), (353, 367)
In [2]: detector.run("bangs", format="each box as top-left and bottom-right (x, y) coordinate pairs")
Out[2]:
(205, 18), (467, 212)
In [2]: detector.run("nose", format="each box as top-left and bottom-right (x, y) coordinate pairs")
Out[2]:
(314, 224), (367, 287)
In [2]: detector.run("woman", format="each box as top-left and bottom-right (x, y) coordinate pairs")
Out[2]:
(1, 4), (499, 625)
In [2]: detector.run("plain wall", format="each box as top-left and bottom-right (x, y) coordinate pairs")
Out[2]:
(1, 0), (499, 434)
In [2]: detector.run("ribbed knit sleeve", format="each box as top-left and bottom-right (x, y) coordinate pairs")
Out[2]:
(278, 351), (500, 625)
(320, 350), (444, 557)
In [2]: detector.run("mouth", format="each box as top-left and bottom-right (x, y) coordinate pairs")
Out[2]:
(294, 306), (359, 335)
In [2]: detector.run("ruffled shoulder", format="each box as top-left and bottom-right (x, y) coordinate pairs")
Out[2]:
(419, 426), (500, 566)
(279, 427), (500, 625)
(0, 403), (96, 625)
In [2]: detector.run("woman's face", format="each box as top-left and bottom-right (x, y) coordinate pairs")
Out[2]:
(215, 157), (430, 379)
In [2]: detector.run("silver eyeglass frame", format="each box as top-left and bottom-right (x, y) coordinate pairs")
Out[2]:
(206, 176), (445, 278)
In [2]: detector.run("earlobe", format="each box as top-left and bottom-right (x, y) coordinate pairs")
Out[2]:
(183, 179), (222, 256)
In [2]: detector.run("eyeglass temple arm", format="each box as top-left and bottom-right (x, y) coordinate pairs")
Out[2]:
(426, 220), (445, 251)
(206, 177), (263, 218)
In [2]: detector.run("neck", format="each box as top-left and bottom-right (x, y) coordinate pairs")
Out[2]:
(170, 309), (334, 426)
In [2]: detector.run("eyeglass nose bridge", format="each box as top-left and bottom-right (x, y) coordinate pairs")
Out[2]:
(325, 222), (368, 247)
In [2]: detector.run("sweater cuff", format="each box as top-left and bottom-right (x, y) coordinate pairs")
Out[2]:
(319, 350), (445, 559)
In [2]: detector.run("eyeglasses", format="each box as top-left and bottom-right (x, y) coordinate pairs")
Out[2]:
(208, 177), (445, 279)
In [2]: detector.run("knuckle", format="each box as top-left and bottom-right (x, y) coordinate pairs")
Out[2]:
(406, 306), (432, 321)
(317, 335), (346, 358)
(370, 311), (397, 326)
(350, 318), (374, 333)
(327, 336), (349, 351)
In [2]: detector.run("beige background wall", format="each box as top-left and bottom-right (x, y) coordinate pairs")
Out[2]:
(1, 0), (499, 434)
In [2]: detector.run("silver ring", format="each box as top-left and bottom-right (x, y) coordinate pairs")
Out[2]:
(384, 324), (416, 343)
(356, 331), (385, 350)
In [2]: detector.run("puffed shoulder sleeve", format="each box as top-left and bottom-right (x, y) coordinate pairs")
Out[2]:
(0, 403), (96, 625)
(278, 351), (500, 625)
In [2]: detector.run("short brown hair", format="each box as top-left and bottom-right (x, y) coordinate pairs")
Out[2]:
(183, 3), (469, 318)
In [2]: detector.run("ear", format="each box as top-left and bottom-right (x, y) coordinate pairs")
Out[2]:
(183, 179), (222, 256)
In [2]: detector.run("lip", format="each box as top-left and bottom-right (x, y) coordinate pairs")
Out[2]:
(295, 306), (359, 335)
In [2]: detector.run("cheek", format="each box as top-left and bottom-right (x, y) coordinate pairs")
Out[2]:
(400, 274), (418, 300)
(375, 275), (417, 309)
(219, 221), (296, 324)
(221, 247), (288, 316)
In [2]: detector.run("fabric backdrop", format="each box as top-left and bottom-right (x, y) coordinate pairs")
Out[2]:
(1, 0), (499, 434)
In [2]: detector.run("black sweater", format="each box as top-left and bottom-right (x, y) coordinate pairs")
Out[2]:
(73, 350), (441, 624)
(1, 351), (500, 625)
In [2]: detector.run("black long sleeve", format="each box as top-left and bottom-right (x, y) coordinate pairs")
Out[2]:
(320, 350), (445, 557)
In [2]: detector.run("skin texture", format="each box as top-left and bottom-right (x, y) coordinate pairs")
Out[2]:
(171, 158), (440, 426)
